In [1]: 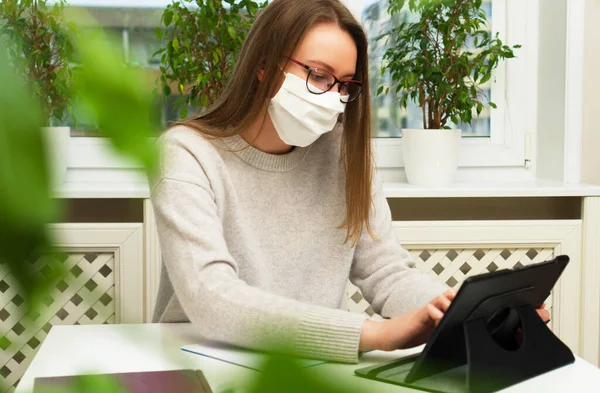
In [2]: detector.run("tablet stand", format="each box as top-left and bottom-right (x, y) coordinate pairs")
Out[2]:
(463, 305), (574, 393)
(356, 305), (575, 393)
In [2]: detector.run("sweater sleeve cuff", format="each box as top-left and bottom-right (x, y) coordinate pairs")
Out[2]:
(293, 309), (368, 363)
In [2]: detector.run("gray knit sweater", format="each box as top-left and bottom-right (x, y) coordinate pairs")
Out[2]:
(150, 125), (447, 363)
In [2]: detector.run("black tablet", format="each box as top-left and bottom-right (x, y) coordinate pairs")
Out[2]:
(355, 255), (571, 392)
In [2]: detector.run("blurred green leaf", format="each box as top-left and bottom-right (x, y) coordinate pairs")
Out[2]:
(163, 9), (173, 27)
(73, 25), (158, 177)
(74, 374), (128, 393)
(162, 83), (172, 97)
(227, 26), (237, 40)
(214, 47), (222, 61)
(200, 93), (209, 108)
(479, 72), (491, 85)
(179, 106), (188, 119)
(0, 37), (63, 310)
(248, 354), (367, 393)
(34, 374), (129, 393)
(0, 335), (10, 349)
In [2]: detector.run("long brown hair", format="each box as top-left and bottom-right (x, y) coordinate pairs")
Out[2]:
(176, 0), (373, 245)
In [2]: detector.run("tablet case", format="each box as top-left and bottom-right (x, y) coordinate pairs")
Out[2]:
(33, 369), (213, 393)
(355, 255), (575, 393)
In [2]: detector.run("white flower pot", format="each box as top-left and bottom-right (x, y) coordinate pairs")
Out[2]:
(41, 126), (70, 186)
(402, 129), (461, 186)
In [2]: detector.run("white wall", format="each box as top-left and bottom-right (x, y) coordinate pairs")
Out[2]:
(581, 0), (600, 185)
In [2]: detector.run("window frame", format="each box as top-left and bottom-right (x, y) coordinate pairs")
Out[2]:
(345, 0), (539, 169)
(61, 0), (540, 182)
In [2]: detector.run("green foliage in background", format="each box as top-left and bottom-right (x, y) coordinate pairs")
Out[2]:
(381, 0), (519, 129)
(0, 0), (77, 124)
(155, 0), (267, 118)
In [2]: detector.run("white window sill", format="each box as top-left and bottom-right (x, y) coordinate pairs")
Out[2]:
(59, 137), (600, 199)
(51, 178), (600, 200)
(52, 181), (151, 199)
(383, 180), (600, 199)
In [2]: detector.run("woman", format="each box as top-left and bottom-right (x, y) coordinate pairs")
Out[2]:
(150, 0), (546, 363)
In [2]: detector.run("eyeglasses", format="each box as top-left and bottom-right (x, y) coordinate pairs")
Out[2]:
(289, 58), (362, 103)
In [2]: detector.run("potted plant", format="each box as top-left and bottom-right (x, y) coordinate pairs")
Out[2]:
(155, 0), (267, 119)
(0, 0), (76, 186)
(381, 0), (519, 186)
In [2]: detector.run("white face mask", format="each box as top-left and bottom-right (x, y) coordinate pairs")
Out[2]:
(268, 72), (347, 147)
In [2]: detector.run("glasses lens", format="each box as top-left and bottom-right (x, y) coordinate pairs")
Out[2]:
(339, 82), (362, 103)
(307, 69), (335, 94)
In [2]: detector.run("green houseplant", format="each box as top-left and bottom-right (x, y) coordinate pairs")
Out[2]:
(0, 0), (77, 186)
(381, 0), (519, 186)
(155, 0), (267, 119)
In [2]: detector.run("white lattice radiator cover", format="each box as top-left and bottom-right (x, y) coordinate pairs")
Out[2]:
(0, 252), (116, 393)
(344, 247), (555, 321)
(1, 247), (556, 392)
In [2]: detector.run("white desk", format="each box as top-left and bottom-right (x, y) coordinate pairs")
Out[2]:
(17, 323), (600, 393)
(16, 324), (257, 393)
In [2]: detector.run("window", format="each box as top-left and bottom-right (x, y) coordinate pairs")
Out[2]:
(360, 0), (493, 138)
(345, 0), (537, 169)
(62, 0), (535, 173)
(61, 1), (175, 136)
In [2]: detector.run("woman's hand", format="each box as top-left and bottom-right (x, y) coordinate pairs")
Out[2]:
(536, 303), (551, 323)
(359, 291), (551, 352)
(359, 289), (456, 352)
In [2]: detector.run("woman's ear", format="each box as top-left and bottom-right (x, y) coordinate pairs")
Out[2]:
(257, 68), (265, 82)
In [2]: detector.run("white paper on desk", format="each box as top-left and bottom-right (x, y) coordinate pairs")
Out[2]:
(181, 343), (327, 371)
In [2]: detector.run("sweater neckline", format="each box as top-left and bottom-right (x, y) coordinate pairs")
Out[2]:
(222, 134), (312, 172)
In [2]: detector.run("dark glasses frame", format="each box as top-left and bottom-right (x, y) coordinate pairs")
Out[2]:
(289, 58), (363, 103)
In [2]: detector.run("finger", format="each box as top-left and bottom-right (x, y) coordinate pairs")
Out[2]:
(537, 308), (551, 322)
(444, 289), (457, 301)
(432, 294), (452, 313)
(427, 303), (444, 322)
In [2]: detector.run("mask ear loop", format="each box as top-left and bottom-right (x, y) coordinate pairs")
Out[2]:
(269, 66), (288, 100)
